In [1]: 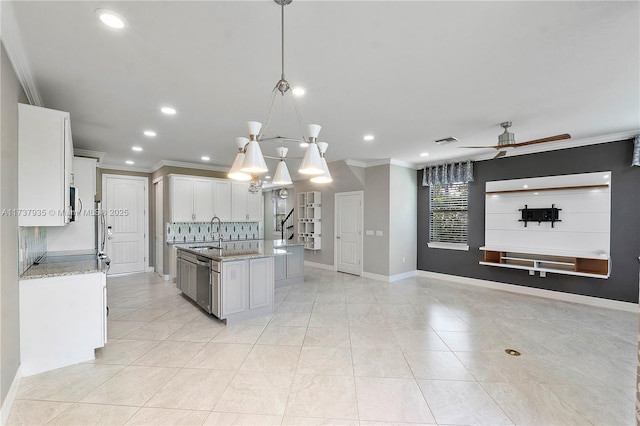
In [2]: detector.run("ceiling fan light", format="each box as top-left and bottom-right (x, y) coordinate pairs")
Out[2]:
(228, 153), (252, 181)
(310, 158), (332, 183)
(272, 160), (293, 185)
(247, 121), (262, 138)
(298, 142), (324, 175)
(241, 140), (268, 173)
(306, 124), (322, 139)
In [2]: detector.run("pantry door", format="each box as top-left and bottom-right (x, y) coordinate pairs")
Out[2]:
(335, 191), (363, 276)
(102, 174), (148, 275)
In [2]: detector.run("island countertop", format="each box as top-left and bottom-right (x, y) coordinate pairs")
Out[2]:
(177, 239), (301, 262)
(20, 253), (109, 280)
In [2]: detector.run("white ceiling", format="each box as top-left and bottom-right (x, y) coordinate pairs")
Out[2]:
(7, 1), (640, 172)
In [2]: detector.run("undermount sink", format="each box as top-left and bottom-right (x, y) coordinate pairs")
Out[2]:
(189, 245), (222, 251)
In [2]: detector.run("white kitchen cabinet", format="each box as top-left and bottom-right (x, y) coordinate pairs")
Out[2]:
(18, 104), (74, 226)
(274, 255), (286, 281)
(177, 255), (197, 300)
(170, 175), (214, 222)
(286, 245), (304, 278)
(20, 272), (106, 376)
(193, 178), (214, 221)
(231, 182), (263, 221)
(221, 260), (249, 316)
(213, 180), (232, 221)
(249, 257), (273, 309)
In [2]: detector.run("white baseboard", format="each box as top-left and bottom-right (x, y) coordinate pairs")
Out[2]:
(304, 261), (336, 271)
(1, 365), (22, 426)
(363, 270), (417, 283)
(163, 274), (170, 281)
(146, 266), (154, 273)
(416, 270), (638, 313)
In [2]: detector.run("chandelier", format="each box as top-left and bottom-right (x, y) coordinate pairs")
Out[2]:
(227, 0), (332, 188)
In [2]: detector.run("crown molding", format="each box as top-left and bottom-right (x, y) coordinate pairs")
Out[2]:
(74, 149), (106, 163)
(97, 163), (152, 174)
(345, 159), (367, 168)
(149, 159), (229, 174)
(1, 2), (43, 106)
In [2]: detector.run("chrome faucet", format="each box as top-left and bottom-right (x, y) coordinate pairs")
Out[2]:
(210, 216), (223, 246)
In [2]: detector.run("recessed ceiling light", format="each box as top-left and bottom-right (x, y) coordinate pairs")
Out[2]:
(95, 9), (126, 29)
(143, 130), (156, 137)
(132, 146), (143, 152)
(161, 107), (176, 115)
(265, 176), (271, 179)
(201, 156), (210, 161)
(420, 152), (429, 157)
(523, 184), (529, 188)
(125, 160), (134, 165)
(363, 135), (375, 141)
(299, 142), (309, 148)
(292, 87), (306, 96)
(603, 174), (610, 179)
(534, 192), (539, 195)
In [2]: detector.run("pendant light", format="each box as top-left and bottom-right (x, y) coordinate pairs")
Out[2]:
(310, 142), (332, 183)
(228, 137), (251, 181)
(272, 147), (293, 185)
(227, 0), (330, 187)
(241, 121), (268, 173)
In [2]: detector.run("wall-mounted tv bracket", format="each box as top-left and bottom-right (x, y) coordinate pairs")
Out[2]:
(518, 204), (562, 228)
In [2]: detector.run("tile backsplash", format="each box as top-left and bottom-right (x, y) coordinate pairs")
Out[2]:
(19, 226), (47, 274)
(166, 221), (261, 243)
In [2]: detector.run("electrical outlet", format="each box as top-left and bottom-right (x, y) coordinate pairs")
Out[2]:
(375, 230), (383, 237)
(365, 230), (374, 236)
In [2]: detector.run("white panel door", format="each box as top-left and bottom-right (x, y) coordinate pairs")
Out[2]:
(171, 176), (194, 222)
(336, 192), (363, 275)
(213, 180), (232, 221)
(104, 176), (147, 275)
(193, 178), (213, 221)
(154, 179), (164, 276)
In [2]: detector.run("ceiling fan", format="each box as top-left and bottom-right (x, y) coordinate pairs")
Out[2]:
(459, 122), (571, 158)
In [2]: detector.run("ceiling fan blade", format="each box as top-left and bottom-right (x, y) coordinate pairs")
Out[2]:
(512, 133), (571, 147)
(493, 150), (507, 159)
(458, 145), (503, 150)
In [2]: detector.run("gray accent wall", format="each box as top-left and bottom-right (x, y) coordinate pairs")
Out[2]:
(1, 43), (27, 405)
(417, 140), (640, 303)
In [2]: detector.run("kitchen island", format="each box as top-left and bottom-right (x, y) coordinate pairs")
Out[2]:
(176, 240), (303, 324)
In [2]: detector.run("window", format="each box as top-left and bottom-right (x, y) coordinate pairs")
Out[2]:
(428, 182), (469, 249)
(274, 196), (287, 234)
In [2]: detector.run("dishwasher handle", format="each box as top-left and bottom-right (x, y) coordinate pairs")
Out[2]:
(196, 258), (211, 267)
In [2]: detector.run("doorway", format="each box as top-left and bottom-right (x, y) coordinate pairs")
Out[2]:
(154, 178), (164, 278)
(335, 191), (363, 275)
(102, 174), (148, 275)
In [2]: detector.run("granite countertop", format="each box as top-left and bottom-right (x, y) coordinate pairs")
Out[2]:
(20, 253), (109, 280)
(177, 239), (296, 262)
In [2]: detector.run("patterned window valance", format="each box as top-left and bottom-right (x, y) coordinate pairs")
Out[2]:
(422, 160), (474, 186)
(632, 134), (639, 167)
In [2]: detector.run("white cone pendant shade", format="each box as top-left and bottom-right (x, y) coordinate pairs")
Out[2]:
(273, 161), (292, 185)
(310, 158), (332, 183)
(306, 123), (321, 139)
(247, 121), (262, 137)
(299, 142), (324, 175)
(228, 137), (251, 180)
(241, 140), (268, 173)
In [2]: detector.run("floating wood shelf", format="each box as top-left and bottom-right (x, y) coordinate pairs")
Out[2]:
(479, 247), (609, 279)
(485, 184), (609, 195)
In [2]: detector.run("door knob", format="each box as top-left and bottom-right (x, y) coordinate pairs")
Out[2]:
(336, 236), (341, 239)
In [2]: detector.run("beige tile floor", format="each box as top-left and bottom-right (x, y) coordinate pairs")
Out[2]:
(9, 268), (637, 425)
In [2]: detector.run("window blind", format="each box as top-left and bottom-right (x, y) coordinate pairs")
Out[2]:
(429, 183), (468, 244)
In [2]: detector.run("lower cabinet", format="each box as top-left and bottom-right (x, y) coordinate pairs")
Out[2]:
(274, 245), (304, 287)
(220, 257), (274, 323)
(177, 256), (197, 300)
(19, 272), (107, 376)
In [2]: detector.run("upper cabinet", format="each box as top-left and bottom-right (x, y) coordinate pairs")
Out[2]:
(169, 176), (262, 223)
(212, 180), (232, 221)
(170, 176), (213, 222)
(18, 104), (74, 226)
(231, 182), (263, 222)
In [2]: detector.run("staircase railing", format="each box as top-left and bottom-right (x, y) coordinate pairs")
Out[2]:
(281, 208), (294, 240)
